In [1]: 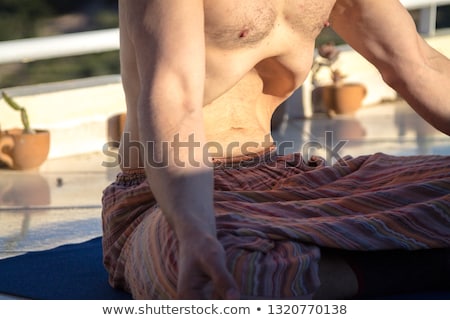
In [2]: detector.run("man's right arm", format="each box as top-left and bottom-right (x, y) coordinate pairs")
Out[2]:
(121, 0), (238, 299)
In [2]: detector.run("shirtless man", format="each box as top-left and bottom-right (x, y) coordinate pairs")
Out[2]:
(103, 0), (450, 299)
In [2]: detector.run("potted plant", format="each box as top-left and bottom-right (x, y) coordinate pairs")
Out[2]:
(107, 112), (127, 144)
(311, 42), (366, 116)
(0, 91), (50, 170)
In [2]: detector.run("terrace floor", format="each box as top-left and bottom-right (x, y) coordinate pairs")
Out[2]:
(0, 99), (449, 299)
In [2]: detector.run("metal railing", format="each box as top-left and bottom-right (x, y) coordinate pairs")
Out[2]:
(0, 28), (119, 65)
(401, 0), (449, 9)
(401, 0), (450, 35)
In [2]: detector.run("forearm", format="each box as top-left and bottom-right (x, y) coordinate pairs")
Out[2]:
(138, 92), (216, 240)
(148, 164), (216, 240)
(385, 41), (450, 135)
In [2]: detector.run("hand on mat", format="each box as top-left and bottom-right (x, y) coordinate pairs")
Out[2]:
(177, 233), (240, 299)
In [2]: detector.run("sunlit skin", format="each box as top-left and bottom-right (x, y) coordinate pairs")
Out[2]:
(117, 0), (450, 299)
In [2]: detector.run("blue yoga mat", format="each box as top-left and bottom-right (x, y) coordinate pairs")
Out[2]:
(0, 237), (131, 300)
(0, 237), (448, 300)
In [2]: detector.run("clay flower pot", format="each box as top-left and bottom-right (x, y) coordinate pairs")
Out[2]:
(107, 112), (127, 143)
(0, 128), (50, 170)
(321, 83), (366, 116)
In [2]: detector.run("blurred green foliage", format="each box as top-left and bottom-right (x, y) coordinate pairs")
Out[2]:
(0, 0), (53, 41)
(0, 52), (120, 88)
(0, 0), (118, 40)
(0, 0), (119, 88)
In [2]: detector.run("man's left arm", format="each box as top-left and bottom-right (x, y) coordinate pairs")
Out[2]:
(330, 0), (450, 135)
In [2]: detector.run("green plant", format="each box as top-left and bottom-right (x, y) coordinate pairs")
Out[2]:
(1, 91), (34, 134)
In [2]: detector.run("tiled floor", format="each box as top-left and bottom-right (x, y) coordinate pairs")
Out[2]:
(273, 100), (450, 160)
(0, 152), (119, 260)
(0, 100), (449, 299)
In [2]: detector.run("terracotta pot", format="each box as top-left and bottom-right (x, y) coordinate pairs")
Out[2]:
(321, 83), (366, 116)
(0, 129), (50, 170)
(107, 113), (127, 143)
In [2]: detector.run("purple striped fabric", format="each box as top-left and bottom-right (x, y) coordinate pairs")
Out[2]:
(102, 152), (450, 299)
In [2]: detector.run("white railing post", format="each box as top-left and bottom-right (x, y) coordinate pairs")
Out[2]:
(418, 4), (438, 36)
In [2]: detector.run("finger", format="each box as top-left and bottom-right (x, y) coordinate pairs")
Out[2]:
(177, 281), (213, 300)
(212, 273), (240, 300)
(177, 266), (213, 299)
(177, 258), (215, 299)
(203, 254), (240, 300)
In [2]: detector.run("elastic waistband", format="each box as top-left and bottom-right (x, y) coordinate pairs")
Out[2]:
(116, 168), (146, 186)
(212, 145), (277, 169)
(116, 145), (278, 182)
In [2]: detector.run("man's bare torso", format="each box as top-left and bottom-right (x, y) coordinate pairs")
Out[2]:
(120, 0), (336, 164)
(202, 0), (335, 155)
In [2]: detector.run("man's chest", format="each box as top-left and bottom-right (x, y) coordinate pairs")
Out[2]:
(204, 0), (336, 49)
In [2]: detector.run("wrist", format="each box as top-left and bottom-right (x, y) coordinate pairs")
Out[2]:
(175, 218), (217, 242)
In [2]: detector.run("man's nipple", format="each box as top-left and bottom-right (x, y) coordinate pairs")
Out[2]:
(239, 29), (250, 38)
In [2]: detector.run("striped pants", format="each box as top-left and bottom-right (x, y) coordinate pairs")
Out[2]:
(102, 152), (450, 299)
